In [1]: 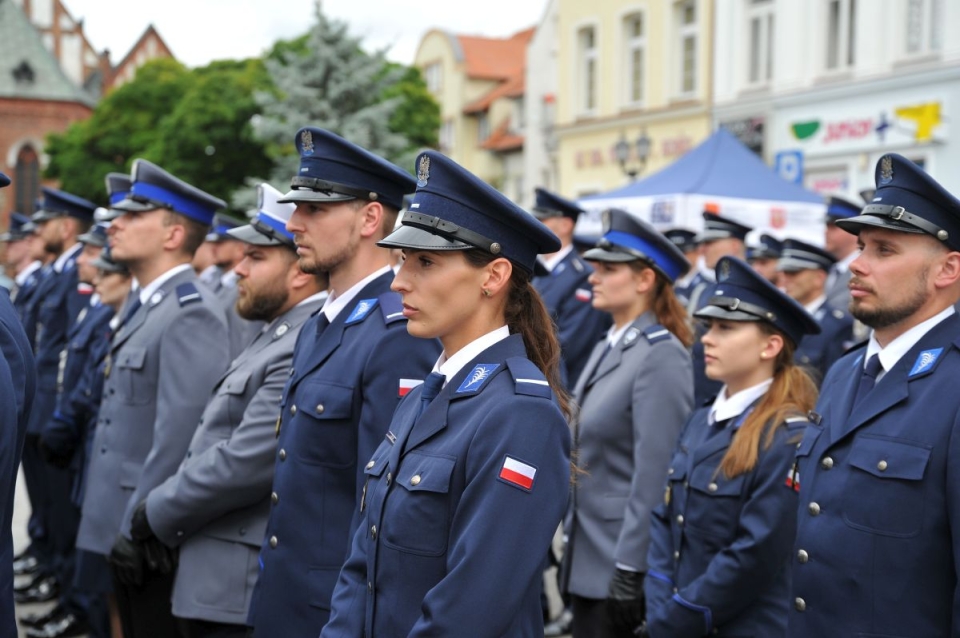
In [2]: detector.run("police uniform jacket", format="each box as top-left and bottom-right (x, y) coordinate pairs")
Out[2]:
(248, 271), (440, 636)
(216, 281), (264, 360)
(12, 262), (43, 349)
(145, 297), (321, 625)
(533, 249), (610, 386)
(645, 404), (806, 637)
(789, 312), (960, 637)
(564, 311), (693, 599)
(76, 267), (230, 555)
(794, 301), (853, 385)
(321, 334), (571, 637)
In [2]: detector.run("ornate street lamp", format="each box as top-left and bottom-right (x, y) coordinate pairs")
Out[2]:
(615, 129), (652, 180)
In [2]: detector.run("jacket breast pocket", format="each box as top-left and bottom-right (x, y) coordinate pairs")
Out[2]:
(842, 435), (931, 537)
(685, 464), (746, 541)
(294, 381), (356, 467)
(114, 346), (150, 405)
(218, 371), (252, 425)
(382, 452), (456, 557)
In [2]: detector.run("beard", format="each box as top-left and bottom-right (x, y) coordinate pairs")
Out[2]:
(850, 268), (929, 329)
(297, 233), (358, 276)
(236, 283), (289, 322)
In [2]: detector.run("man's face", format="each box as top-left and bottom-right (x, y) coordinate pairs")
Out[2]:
(233, 244), (296, 322)
(75, 244), (103, 284)
(37, 218), (64, 255)
(26, 234), (47, 261)
(780, 268), (825, 306)
(108, 209), (167, 265)
(540, 216), (574, 244)
(3, 239), (28, 268)
(749, 257), (780, 286)
(825, 221), (858, 259)
(287, 200), (363, 275)
(703, 237), (745, 270)
(211, 238), (246, 271)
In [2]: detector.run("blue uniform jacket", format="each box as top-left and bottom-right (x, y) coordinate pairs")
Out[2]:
(646, 405), (806, 637)
(794, 302), (854, 385)
(249, 271), (440, 636)
(321, 334), (571, 638)
(533, 251), (610, 386)
(789, 313), (960, 637)
(12, 264), (45, 350)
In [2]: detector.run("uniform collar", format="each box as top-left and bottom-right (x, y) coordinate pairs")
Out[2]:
(710, 377), (773, 425)
(540, 244), (574, 273)
(865, 305), (955, 381)
(803, 294), (827, 315)
(53, 242), (82, 273)
(321, 265), (391, 323)
(606, 321), (633, 347)
(139, 263), (192, 304)
(432, 325), (510, 388)
(15, 260), (41, 286)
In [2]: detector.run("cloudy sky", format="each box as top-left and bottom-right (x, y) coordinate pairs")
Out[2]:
(63, 0), (548, 67)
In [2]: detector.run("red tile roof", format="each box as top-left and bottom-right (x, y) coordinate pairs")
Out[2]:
(456, 28), (534, 81)
(463, 72), (524, 114)
(481, 118), (524, 152)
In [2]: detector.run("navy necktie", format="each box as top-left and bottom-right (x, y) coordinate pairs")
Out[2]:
(119, 297), (142, 327)
(416, 372), (446, 421)
(315, 313), (330, 337)
(852, 354), (882, 409)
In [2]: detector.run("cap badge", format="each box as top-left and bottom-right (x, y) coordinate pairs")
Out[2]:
(879, 155), (894, 185)
(719, 260), (731, 281)
(301, 130), (315, 157)
(274, 322), (290, 339)
(417, 155), (431, 188)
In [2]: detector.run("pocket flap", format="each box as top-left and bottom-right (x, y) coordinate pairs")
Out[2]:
(117, 346), (147, 371)
(795, 424), (823, 458)
(397, 453), (455, 494)
(221, 372), (251, 396)
(848, 437), (930, 481)
(300, 381), (354, 420)
(119, 459), (142, 488)
(689, 464), (745, 496)
(363, 445), (390, 478)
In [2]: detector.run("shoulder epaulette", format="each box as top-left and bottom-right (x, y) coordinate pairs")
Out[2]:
(506, 356), (552, 399)
(571, 257), (585, 273)
(643, 323), (672, 344)
(344, 297), (380, 325)
(378, 292), (406, 325)
(176, 282), (202, 307)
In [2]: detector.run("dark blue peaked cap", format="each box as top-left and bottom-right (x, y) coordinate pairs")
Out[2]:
(664, 228), (698, 253)
(825, 195), (861, 221)
(531, 187), (584, 221)
(747, 233), (783, 261)
(205, 213), (242, 242)
(106, 173), (132, 206)
(279, 127), (415, 211)
(697, 211), (753, 242)
(0, 171), (9, 188)
(0, 213), (34, 242)
(778, 238), (835, 272)
(582, 208), (690, 283)
(379, 150), (560, 273)
(837, 153), (960, 251)
(91, 246), (128, 274)
(78, 222), (110, 247)
(32, 187), (97, 223)
(696, 256), (820, 346)
(113, 159), (225, 225)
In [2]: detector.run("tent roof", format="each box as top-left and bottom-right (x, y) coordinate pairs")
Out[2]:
(587, 128), (822, 204)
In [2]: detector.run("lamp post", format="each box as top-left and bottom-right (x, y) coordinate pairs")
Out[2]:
(615, 129), (652, 180)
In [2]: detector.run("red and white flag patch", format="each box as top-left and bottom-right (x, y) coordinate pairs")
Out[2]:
(398, 378), (422, 397)
(785, 467), (800, 492)
(575, 288), (592, 302)
(499, 456), (537, 491)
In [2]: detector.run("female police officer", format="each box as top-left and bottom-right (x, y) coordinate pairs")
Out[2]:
(642, 256), (819, 637)
(319, 150), (571, 637)
(562, 208), (694, 638)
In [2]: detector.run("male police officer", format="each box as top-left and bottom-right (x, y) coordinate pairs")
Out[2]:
(128, 184), (327, 638)
(789, 154), (960, 636)
(247, 128), (440, 636)
(531, 187), (610, 387)
(665, 228), (700, 306)
(822, 195), (862, 310)
(206, 213), (263, 358)
(778, 238), (854, 384)
(746, 232), (783, 286)
(75, 159), (230, 637)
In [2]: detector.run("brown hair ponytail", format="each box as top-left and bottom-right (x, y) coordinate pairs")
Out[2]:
(718, 325), (818, 478)
(629, 264), (694, 348)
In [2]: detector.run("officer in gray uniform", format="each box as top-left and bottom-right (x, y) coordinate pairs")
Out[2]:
(126, 184), (327, 638)
(206, 214), (262, 358)
(75, 159), (231, 638)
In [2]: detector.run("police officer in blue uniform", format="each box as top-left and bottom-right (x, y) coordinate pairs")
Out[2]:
(746, 232), (783, 285)
(789, 154), (960, 637)
(0, 170), (38, 638)
(247, 128), (440, 636)
(666, 228), (700, 307)
(777, 238), (854, 385)
(2, 212), (42, 312)
(531, 187), (610, 387)
(321, 149), (571, 638)
(822, 195), (862, 310)
(643, 256), (819, 638)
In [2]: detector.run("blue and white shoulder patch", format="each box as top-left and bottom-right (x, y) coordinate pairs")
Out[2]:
(378, 292), (406, 325)
(643, 323), (671, 344)
(909, 347), (944, 377)
(456, 363), (500, 394)
(345, 298), (379, 325)
(175, 283), (201, 306)
(506, 357), (552, 399)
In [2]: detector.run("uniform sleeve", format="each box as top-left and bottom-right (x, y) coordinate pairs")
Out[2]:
(821, 316), (854, 380)
(321, 501), (373, 637)
(615, 341), (693, 570)
(407, 397), (571, 637)
(119, 304), (230, 537)
(645, 424), (802, 638)
(946, 408), (960, 629)
(145, 353), (290, 547)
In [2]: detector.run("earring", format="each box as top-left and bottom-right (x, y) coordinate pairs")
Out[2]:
(760, 353), (768, 359)
(481, 288), (491, 297)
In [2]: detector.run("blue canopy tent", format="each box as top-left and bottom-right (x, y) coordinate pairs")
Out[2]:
(578, 128), (826, 244)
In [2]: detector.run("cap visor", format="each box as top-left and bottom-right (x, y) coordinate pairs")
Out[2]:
(77, 233), (106, 247)
(227, 224), (286, 247)
(696, 230), (734, 243)
(277, 189), (356, 204)
(377, 225), (471, 251)
(91, 258), (126, 273)
(110, 198), (160, 214)
(30, 210), (63, 223)
(835, 215), (926, 236)
(777, 257), (819, 272)
(693, 305), (762, 323)
(582, 246), (636, 263)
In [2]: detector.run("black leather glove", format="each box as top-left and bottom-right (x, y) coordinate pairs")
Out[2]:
(38, 438), (72, 469)
(141, 537), (176, 574)
(108, 535), (144, 587)
(606, 568), (646, 632)
(129, 501), (152, 541)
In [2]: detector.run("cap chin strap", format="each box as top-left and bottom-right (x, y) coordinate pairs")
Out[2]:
(288, 176), (377, 202)
(400, 211), (502, 255)
(860, 204), (949, 242)
(708, 295), (777, 322)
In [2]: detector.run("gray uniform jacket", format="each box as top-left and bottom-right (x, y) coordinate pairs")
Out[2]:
(146, 296), (322, 625)
(563, 311), (693, 600)
(825, 267), (851, 312)
(216, 283), (264, 360)
(76, 267), (230, 555)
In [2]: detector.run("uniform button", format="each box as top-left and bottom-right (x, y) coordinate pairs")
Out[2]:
(315, 403), (324, 414)
(289, 368), (295, 377)
(821, 456), (834, 470)
(269, 536), (278, 549)
(877, 460), (888, 471)
(367, 581), (373, 593)
(290, 405), (297, 415)
(100, 447), (106, 454)
(797, 549), (809, 563)
(667, 468), (675, 475)
(279, 449), (287, 461)
(177, 531), (184, 537)
(108, 388), (115, 395)
(676, 515), (684, 525)
(365, 460), (375, 470)
(808, 502), (821, 516)
(794, 597), (806, 612)
(370, 525), (377, 540)
(239, 527), (246, 536)
(271, 492), (278, 505)
(707, 482), (718, 493)
(672, 551), (680, 560)
(683, 481), (689, 489)
(410, 474), (422, 486)
(386, 472), (392, 486)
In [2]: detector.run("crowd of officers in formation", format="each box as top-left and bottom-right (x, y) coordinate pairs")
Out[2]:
(0, 125), (956, 638)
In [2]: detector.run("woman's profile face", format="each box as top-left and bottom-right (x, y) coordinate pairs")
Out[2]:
(700, 319), (771, 387)
(587, 261), (644, 315)
(391, 249), (488, 341)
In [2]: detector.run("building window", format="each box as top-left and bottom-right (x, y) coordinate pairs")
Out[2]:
(747, 0), (774, 85)
(906, 0), (942, 55)
(623, 12), (646, 107)
(439, 119), (454, 153)
(14, 145), (40, 214)
(675, 0), (698, 96)
(825, 0), (856, 70)
(423, 62), (442, 94)
(578, 25), (598, 115)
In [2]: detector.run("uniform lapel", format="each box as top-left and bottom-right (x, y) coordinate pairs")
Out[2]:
(690, 419), (736, 466)
(585, 312), (654, 389)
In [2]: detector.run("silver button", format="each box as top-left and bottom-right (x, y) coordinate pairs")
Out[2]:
(672, 551), (680, 560)
(797, 549), (809, 563)
(676, 515), (684, 525)
(289, 368), (295, 377)
(279, 449), (287, 461)
(370, 525), (377, 540)
(877, 459), (888, 471)
(794, 597), (806, 612)
(269, 535), (278, 549)
(707, 482), (718, 493)
(315, 403), (324, 414)
(386, 472), (392, 486)
(667, 468), (675, 475)
(290, 405), (297, 415)
(365, 460), (375, 470)
(808, 502), (821, 516)
(821, 456), (834, 470)
(411, 474), (422, 486)
(367, 581), (373, 593)
(271, 492), (278, 505)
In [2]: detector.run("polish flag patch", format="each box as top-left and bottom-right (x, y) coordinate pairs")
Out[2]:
(498, 456), (537, 492)
(575, 288), (592, 302)
(785, 467), (800, 492)
(398, 378), (422, 398)
(77, 283), (94, 295)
